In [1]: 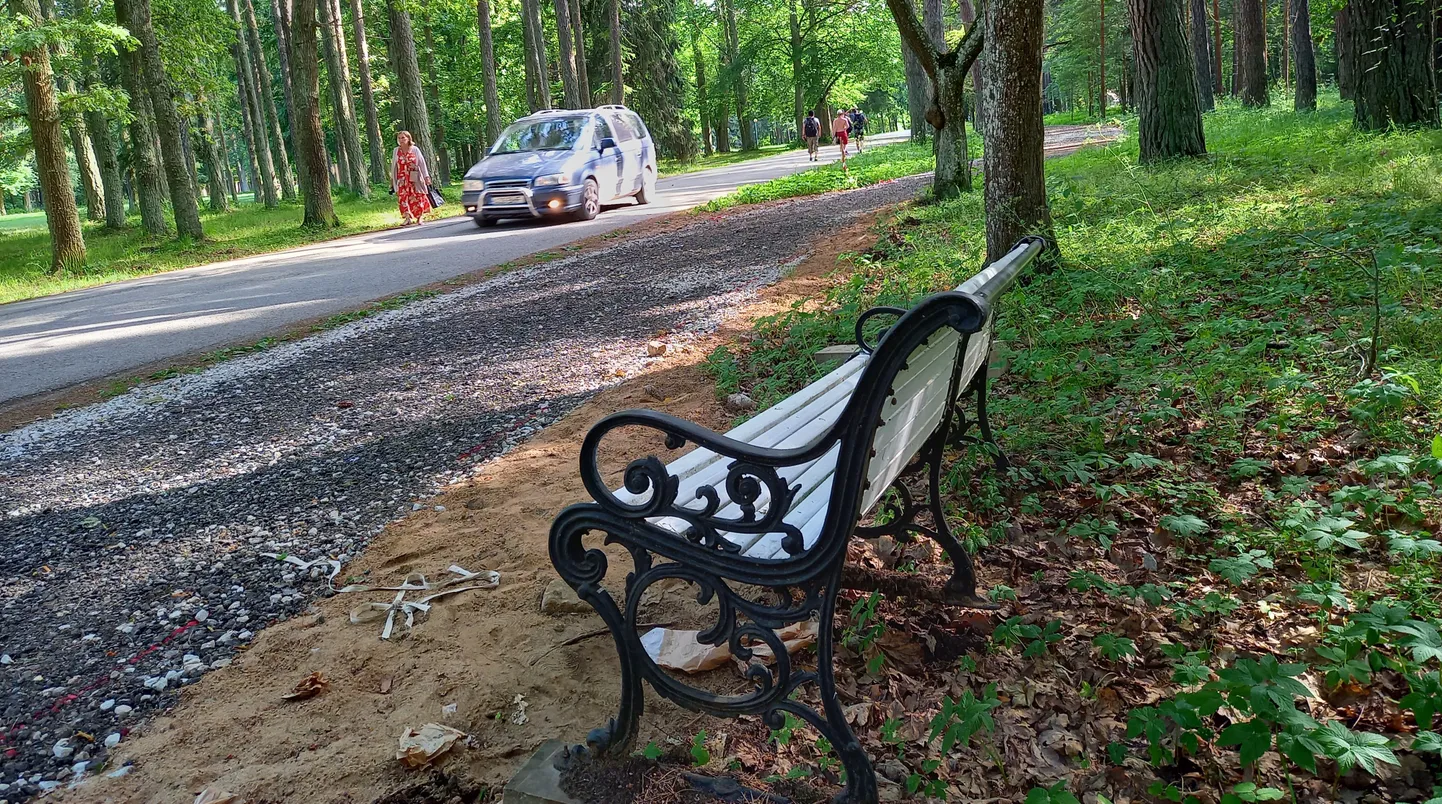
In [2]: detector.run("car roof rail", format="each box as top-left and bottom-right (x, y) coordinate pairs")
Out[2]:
(595, 104), (631, 111)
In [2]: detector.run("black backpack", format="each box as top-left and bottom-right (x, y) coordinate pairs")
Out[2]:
(803, 116), (819, 137)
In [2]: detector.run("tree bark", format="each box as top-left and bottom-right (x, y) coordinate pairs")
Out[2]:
(789, 0), (803, 139)
(214, 117), (239, 204)
(902, 0), (928, 140)
(273, 0), (308, 194)
(720, 0), (754, 149)
(117, 0), (204, 238)
(244, 0), (298, 199)
(608, 0), (624, 104)
(1212, 0), (1224, 94)
(229, 0), (279, 207)
(553, 0), (582, 107)
(1335, 7), (1354, 98)
(421, 14), (449, 184)
(78, 30), (127, 229)
(980, 0), (1056, 261)
(388, 0), (439, 165)
(570, 0), (591, 103)
(291, 0), (338, 226)
(319, 0), (369, 194)
(347, 0), (386, 183)
(1190, 0), (1215, 110)
(694, 26), (714, 156)
(1100, 0), (1108, 115)
(1349, 0), (1439, 129)
(523, 0), (553, 109)
(1130, 0), (1207, 161)
(1235, 0), (1270, 106)
(477, 0), (504, 142)
(888, 0), (983, 197)
(957, 0), (983, 122)
(116, 33), (167, 231)
(11, 0), (85, 268)
(1292, 0), (1317, 110)
(196, 108), (231, 212)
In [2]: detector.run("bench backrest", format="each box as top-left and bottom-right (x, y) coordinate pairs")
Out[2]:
(819, 237), (1044, 559)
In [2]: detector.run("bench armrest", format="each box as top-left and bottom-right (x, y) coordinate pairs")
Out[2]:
(577, 408), (842, 555)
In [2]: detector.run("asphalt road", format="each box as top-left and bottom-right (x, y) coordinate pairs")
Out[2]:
(0, 131), (907, 406)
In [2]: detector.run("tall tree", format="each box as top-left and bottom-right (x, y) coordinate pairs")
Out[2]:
(719, 0), (754, 149)
(1100, 0), (1108, 115)
(116, 14), (168, 232)
(1292, 0), (1317, 110)
(229, 0), (278, 207)
(476, 0), (503, 142)
(420, 13), (449, 183)
(116, 0), (204, 238)
(1345, 0), (1439, 129)
(388, 0), (438, 165)
(519, 0), (552, 109)
(628, 0), (697, 160)
(570, 0), (590, 103)
(1190, 0), (1215, 110)
(1335, 6), (1355, 98)
(608, 0), (623, 103)
(38, 0), (106, 222)
(1235, 0), (1269, 105)
(349, 0), (387, 182)
(554, 0), (582, 107)
(902, 1), (928, 139)
(1212, 0), (1224, 94)
(10, 0), (85, 268)
(291, 0), (338, 225)
(693, 21), (714, 155)
(196, 108), (231, 212)
(77, 6), (127, 230)
(1130, 0), (1207, 161)
(319, 0), (369, 194)
(957, 0), (983, 122)
(272, 0), (305, 191)
(243, 0), (297, 199)
(886, 0), (984, 197)
(980, 0), (1055, 260)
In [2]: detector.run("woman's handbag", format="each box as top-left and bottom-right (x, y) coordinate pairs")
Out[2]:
(426, 185), (444, 208)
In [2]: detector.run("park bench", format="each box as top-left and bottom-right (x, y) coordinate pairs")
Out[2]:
(548, 236), (1046, 803)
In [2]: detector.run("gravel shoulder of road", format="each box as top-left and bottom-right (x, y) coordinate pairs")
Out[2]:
(1, 175), (925, 802)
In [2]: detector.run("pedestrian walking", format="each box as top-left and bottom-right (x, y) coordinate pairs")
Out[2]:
(802, 111), (821, 161)
(849, 108), (868, 153)
(390, 130), (433, 226)
(831, 109), (852, 167)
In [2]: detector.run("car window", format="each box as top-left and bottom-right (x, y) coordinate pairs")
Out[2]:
(626, 112), (649, 141)
(491, 116), (588, 154)
(593, 116), (614, 143)
(606, 113), (636, 142)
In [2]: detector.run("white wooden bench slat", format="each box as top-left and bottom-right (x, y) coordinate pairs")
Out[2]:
(862, 332), (961, 511)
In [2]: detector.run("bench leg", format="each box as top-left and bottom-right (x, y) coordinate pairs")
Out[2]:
(816, 571), (879, 804)
(925, 449), (1000, 611)
(972, 374), (1011, 472)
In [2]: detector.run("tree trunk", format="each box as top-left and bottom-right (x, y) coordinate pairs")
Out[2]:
(1293, 0), (1317, 109)
(1100, 0), (1108, 115)
(11, 0), (85, 268)
(980, 0), (1056, 261)
(196, 109), (231, 212)
(420, 14), (449, 184)
(116, 46), (167, 231)
(524, 0), (553, 109)
(70, 127), (104, 221)
(554, 0), (581, 107)
(347, 0), (387, 183)
(215, 120), (240, 204)
(388, 0), (439, 167)
(789, 0), (803, 139)
(78, 58), (126, 229)
(570, 0), (591, 103)
(229, 0), (279, 207)
(1212, 0), (1224, 94)
(319, 0), (369, 194)
(1130, 0), (1208, 161)
(477, 0), (504, 142)
(244, 0), (298, 199)
(720, 0), (754, 149)
(1191, 0), (1215, 110)
(957, 0), (984, 122)
(694, 26), (714, 156)
(902, 0), (928, 140)
(1235, 0), (1270, 105)
(118, 0), (204, 238)
(608, 0), (624, 104)
(291, 0), (338, 226)
(934, 63), (973, 198)
(886, 0), (982, 197)
(273, 0), (308, 195)
(1349, 0), (1440, 129)
(1335, 8), (1354, 98)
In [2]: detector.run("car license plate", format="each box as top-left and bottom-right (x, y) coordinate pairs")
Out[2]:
(489, 192), (526, 206)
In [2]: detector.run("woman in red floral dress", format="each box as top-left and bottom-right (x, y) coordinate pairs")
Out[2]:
(389, 130), (432, 225)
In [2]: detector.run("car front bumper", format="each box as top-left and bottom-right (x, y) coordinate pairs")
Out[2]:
(461, 185), (583, 218)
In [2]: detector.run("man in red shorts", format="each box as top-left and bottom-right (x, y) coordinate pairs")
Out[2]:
(831, 110), (852, 167)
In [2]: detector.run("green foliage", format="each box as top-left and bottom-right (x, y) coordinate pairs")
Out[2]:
(690, 730), (710, 766)
(927, 685), (999, 754)
(1208, 549), (1274, 586)
(697, 141), (937, 211)
(1092, 633), (1137, 662)
(1025, 782), (1080, 804)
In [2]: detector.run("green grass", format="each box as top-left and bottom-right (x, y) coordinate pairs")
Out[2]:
(696, 139), (941, 212)
(0, 188), (452, 305)
(707, 94), (1442, 798)
(659, 143), (796, 178)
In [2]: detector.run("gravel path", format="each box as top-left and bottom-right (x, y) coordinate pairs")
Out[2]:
(0, 176), (925, 799)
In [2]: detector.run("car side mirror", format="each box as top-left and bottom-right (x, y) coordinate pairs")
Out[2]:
(597, 137), (617, 153)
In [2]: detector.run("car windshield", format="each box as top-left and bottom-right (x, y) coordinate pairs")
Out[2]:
(490, 117), (588, 154)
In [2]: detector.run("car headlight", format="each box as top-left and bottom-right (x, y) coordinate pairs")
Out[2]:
(533, 173), (570, 187)
(462, 179), (484, 192)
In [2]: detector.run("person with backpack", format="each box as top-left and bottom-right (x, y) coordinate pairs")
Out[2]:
(831, 109), (852, 167)
(849, 108), (868, 153)
(802, 111), (821, 161)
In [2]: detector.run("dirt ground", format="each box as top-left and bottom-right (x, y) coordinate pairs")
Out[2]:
(62, 209), (893, 804)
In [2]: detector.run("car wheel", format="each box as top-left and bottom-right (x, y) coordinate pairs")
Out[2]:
(473, 215), (495, 227)
(635, 167), (657, 205)
(574, 178), (600, 221)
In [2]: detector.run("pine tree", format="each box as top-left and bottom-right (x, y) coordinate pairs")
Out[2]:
(291, 0), (339, 226)
(1129, 0), (1207, 161)
(1292, 0), (1317, 110)
(387, 0), (438, 166)
(476, 0), (503, 141)
(319, 0), (369, 194)
(347, 0), (387, 183)
(243, 0), (297, 199)
(1235, 0), (1269, 106)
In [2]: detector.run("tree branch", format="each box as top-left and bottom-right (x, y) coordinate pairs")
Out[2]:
(948, 15), (984, 76)
(884, 0), (938, 80)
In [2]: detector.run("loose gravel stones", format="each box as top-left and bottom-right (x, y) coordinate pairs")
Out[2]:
(0, 177), (924, 799)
